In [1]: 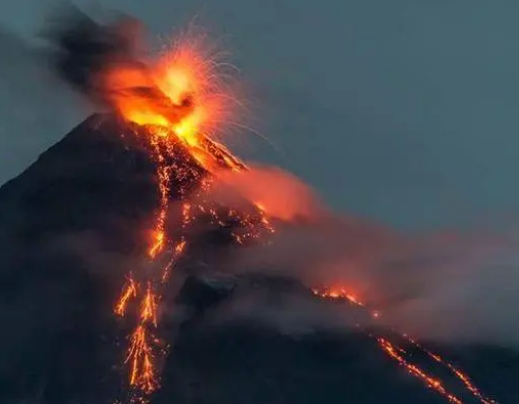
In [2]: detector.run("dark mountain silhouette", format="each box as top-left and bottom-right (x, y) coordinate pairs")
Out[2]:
(0, 114), (517, 404)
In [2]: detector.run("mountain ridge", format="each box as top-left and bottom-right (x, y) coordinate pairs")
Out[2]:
(0, 114), (517, 404)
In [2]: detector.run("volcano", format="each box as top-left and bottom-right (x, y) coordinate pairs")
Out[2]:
(2, 5), (519, 403)
(0, 114), (518, 404)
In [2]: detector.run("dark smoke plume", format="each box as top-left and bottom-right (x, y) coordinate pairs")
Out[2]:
(42, 4), (143, 98)
(41, 4), (193, 118)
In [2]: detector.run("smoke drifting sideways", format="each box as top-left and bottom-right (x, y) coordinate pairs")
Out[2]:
(203, 165), (519, 349)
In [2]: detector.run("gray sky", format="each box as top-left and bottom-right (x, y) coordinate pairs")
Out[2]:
(1, 0), (519, 230)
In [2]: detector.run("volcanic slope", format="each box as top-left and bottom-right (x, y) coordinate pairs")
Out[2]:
(0, 114), (517, 404)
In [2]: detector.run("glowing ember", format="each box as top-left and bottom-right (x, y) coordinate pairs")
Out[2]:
(312, 286), (364, 307)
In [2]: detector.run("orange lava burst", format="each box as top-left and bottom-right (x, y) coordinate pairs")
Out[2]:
(154, 38), (218, 144)
(106, 31), (236, 169)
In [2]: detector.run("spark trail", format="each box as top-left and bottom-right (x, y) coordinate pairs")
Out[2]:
(313, 287), (497, 404)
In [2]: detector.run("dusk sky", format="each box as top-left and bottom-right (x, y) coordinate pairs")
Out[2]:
(1, 0), (519, 230)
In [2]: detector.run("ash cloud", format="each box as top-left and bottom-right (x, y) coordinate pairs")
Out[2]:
(208, 165), (519, 348)
(40, 3), (145, 105)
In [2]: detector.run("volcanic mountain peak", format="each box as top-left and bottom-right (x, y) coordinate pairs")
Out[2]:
(2, 4), (518, 403)
(0, 112), (254, 252)
(0, 111), (517, 404)
(0, 115), (154, 255)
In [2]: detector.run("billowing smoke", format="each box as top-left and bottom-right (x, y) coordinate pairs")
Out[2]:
(41, 3), (194, 122)
(206, 164), (519, 348)
(41, 4), (143, 101)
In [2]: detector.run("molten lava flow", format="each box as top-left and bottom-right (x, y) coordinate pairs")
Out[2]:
(403, 335), (497, 404)
(126, 325), (157, 394)
(312, 286), (365, 307)
(115, 131), (184, 402)
(378, 338), (463, 404)
(140, 283), (158, 327)
(110, 32), (274, 404)
(115, 276), (138, 317)
(312, 287), (498, 404)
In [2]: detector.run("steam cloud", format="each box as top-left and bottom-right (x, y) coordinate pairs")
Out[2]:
(208, 165), (519, 348)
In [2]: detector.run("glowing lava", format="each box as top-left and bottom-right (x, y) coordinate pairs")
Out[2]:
(405, 335), (497, 404)
(105, 31), (232, 163)
(126, 325), (157, 394)
(312, 287), (498, 404)
(115, 276), (138, 317)
(111, 35), (216, 403)
(378, 337), (463, 404)
(111, 32), (273, 403)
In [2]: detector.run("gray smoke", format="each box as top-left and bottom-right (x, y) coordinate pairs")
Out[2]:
(208, 165), (519, 348)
